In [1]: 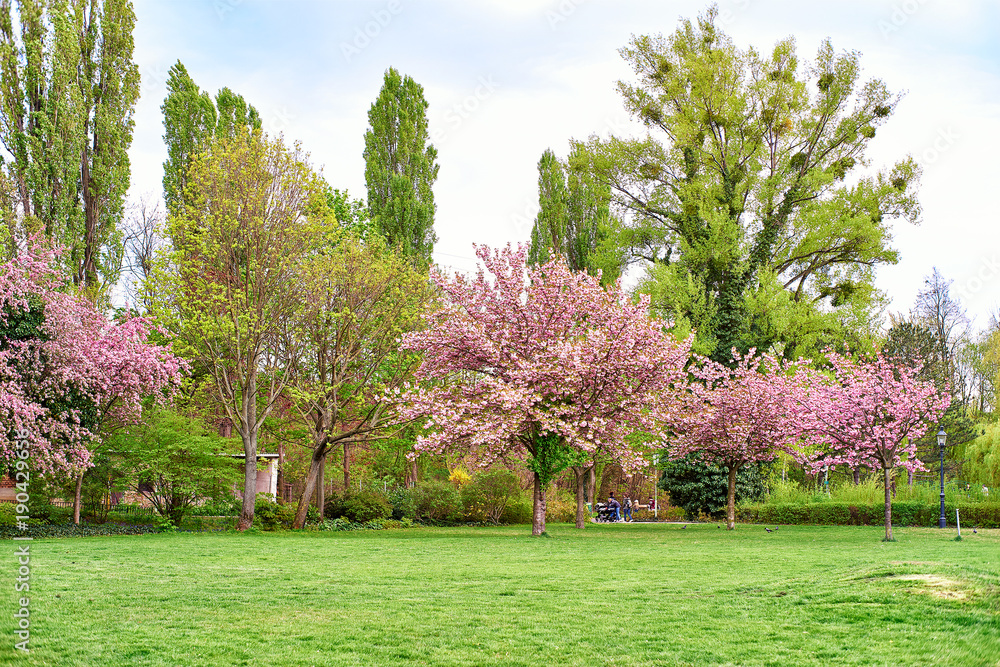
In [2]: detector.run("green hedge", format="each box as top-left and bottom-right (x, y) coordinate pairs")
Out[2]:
(737, 501), (1000, 528)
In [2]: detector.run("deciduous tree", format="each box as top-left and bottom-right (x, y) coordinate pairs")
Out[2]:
(665, 351), (801, 529)
(363, 67), (438, 265)
(796, 351), (950, 541)
(401, 244), (691, 535)
(0, 0), (140, 294)
(528, 144), (624, 285)
(160, 60), (261, 216)
(154, 129), (323, 531)
(0, 242), (184, 522)
(284, 233), (430, 529)
(584, 6), (919, 361)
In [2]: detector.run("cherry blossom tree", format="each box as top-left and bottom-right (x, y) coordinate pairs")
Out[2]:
(666, 352), (802, 530)
(796, 351), (950, 541)
(0, 242), (185, 520)
(401, 244), (691, 535)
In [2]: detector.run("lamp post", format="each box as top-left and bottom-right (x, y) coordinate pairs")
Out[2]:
(937, 427), (947, 529)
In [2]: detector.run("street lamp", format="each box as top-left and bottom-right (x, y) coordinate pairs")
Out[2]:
(937, 427), (947, 529)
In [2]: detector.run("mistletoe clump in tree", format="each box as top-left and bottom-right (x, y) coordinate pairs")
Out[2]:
(796, 350), (950, 541)
(666, 351), (802, 530)
(402, 244), (690, 536)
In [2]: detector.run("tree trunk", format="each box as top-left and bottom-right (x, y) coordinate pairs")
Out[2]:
(237, 431), (258, 531)
(853, 467), (860, 485)
(73, 472), (83, 525)
(587, 465), (596, 505)
(294, 445), (327, 529)
(726, 466), (737, 530)
(410, 456), (418, 488)
(343, 441), (350, 491)
(572, 465), (589, 529)
(316, 456), (325, 511)
(907, 468), (913, 487)
(883, 466), (893, 541)
(531, 472), (547, 536)
(277, 441), (285, 503)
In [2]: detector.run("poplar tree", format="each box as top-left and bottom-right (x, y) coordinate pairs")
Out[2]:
(363, 67), (438, 265)
(528, 144), (623, 284)
(160, 60), (261, 216)
(0, 0), (140, 294)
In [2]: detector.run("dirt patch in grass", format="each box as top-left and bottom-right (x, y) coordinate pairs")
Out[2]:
(891, 574), (968, 600)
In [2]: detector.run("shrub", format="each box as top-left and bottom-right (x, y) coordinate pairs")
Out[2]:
(412, 480), (463, 522)
(253, 495), (295, 530)
(545, 489), (577, 523)
(461, 468), (523, 524)
(0, 502), (15, 527)
(736, 500), (1000, 527)
(385, 486), (417, 520)
(339, 490), (392, 524)
(500, 498), (532, 524)
(659, 454), (770, 520)
(190, 498), (240, 517)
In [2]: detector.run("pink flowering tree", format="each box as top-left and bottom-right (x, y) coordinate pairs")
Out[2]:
(666, 351), (803, 530)
(796, 351), (950, 541)
(0, 243), (185, 520)
(401, 244), (691, 535)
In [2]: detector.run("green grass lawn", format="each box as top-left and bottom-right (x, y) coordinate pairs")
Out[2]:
(3, 523), (999, 666)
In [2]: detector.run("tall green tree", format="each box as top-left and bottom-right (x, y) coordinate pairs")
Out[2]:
(584, 6), (919, 362)
(0, 0), (140, 294)
(161, 60), (261, 216)
(363, 67), (438, 265)
(528, 144), (624, 285)
(153, 128), (327, 531)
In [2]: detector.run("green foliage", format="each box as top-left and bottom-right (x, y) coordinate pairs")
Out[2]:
(108, 408), (241, 526)
(528, 145), (624, 284)
(363, 67), (439, 265)
(461, 468), (523, 525)
(527, 432), (586, 489)
(0, 522), (163, 539)
(325, 186), (375, 238)
(0, 501), (15, 526)
(384, 485), (417, 520)
(586, 7), (918, 361)
(326, 490), (393, 524)
(659, 454), (770, 519)
(0, 0), (139, 292)
(738, 500), (1000, 528)
(964, 423), (1000, 487)
(188, 497), (240, 517)
(161, 60), (261, 216)
(412, 479), (463, 523)
(252, 495), (296, 531)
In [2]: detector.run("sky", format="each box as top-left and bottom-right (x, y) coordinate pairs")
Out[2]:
(129, 0), (1000, 329)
